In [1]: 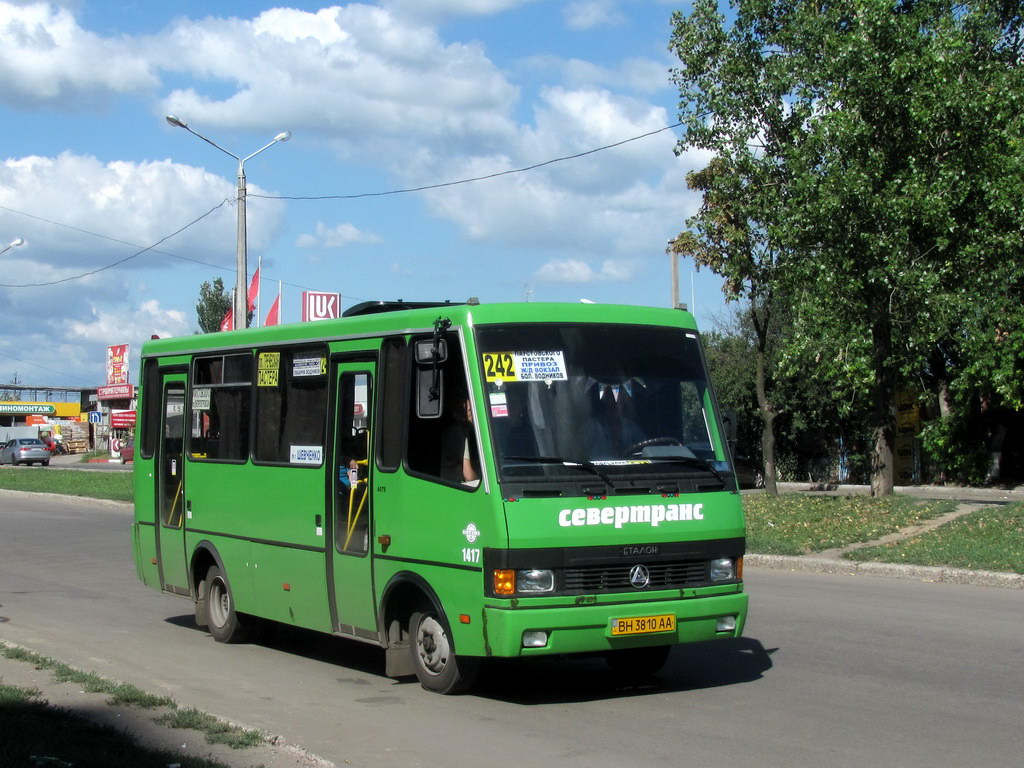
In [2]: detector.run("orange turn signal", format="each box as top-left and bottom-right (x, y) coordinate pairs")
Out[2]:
(493, 569), (515, 596)
(736, 557), (744, 580)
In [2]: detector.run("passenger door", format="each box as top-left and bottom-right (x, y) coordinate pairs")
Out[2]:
(328, 362), (378, 639)
(155, 373), (189, 594)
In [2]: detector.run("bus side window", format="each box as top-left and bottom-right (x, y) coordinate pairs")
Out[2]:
(254, 346), (328, 465)
(190, 354), (252, 462)
(405, 335), (480, 488)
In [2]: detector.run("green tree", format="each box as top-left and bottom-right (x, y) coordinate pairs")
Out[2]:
(670, 0), (1024, 494)
(196, 277), (232, 334)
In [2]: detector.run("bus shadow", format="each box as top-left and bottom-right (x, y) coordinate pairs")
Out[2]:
(473, 636), (775, 704)
(166, 614), (774, 703)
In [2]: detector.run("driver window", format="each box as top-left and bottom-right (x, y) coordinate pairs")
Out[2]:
(406, 336), (480, 488)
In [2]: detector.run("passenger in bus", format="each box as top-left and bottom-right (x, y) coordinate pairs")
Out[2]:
(441, 396), (480, 486)
(585, 382), (644, 459)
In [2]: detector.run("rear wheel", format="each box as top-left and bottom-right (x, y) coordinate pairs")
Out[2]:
(204, 565), (254, 643)
(604, 645), (671, 678)
(42, 460), (49, 467)
(409, 609), (479, 694)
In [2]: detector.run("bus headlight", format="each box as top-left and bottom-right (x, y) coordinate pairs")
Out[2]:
(709, 558), (736, 582)
(516, 569), (554, 593)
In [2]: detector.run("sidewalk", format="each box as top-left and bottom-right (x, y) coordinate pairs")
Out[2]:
(745, 481), (1024, 589)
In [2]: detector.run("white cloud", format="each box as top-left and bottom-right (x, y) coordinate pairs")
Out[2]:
(535, 257), (634, 283)
(296, 222), (381, 249)
(156, 6), (519, 156)
(564, 0), (626, 31)
(0, 1), (157, 105)
(520, 54), (671, 94)
(381, 0), (539, 19)
(64, 299), (190, 344)
(0, 152), (284, 274)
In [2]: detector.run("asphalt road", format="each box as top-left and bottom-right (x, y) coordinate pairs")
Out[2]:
(1, 492), (1021, 767)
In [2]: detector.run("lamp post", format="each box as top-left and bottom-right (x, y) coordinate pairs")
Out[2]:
(165, 115), (290, 330)
(0, 237), (25, 256)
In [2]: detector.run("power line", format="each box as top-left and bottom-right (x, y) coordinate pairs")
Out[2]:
(0, 121), (683, 289)
(0, 199), (232, 288)
(0, 202), (352, 297)
(0, 351), (95, 386)
(253, 122), (684, 201)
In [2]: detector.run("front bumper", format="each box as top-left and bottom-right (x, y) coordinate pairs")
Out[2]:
(480, 589), (748, 657)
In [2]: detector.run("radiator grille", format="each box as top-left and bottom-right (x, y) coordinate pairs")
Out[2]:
(561, 560), (707, 592)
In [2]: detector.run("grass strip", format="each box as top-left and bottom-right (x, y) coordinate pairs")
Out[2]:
(0, 681), (230, 768)
(0, 467), (133, 502)
(1, 645), (173, 708)
(743, 493), (957, 555)
(157, 708), (266, 749)
(2, 643), (267, 751)
(845, 502), (1024, 573)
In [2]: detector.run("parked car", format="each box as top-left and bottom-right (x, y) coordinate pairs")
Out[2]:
(0, 438), (51, 467)
(118, 441), (134, 464)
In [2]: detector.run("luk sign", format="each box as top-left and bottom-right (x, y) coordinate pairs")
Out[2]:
(302, 291), (340, 322)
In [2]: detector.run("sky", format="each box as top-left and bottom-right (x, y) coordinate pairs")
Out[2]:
(0, 0), (726, 390)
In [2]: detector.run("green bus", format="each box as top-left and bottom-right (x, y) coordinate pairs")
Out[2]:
(131, 300), (747, 694)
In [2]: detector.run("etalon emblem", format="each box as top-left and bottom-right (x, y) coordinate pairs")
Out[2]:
(629, 564), (650, 589)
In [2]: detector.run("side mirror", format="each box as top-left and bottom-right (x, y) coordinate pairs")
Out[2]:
(414, 339), (447, 364)
(416, 367), (443, 419)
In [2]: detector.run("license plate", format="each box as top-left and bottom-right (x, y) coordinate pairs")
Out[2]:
(610, 613), (676, 636)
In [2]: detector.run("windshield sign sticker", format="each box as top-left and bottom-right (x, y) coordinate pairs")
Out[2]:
(483, 351), (568, 383)
(289, 445), (323, 464)
(558, 503), (704, 529)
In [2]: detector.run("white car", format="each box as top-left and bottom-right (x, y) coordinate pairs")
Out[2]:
(0, 438), (51, 466)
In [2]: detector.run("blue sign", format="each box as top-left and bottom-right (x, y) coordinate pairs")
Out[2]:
(88, 411), (103, 424)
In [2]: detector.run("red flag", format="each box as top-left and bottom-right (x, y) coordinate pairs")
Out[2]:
(264, 293), (281, 326)
(219, 309), (233, 332)
(246, 267), (260, 312)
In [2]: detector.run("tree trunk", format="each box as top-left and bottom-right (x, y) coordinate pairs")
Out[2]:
(870, 313), (896, 496)
(754, 346), (779, 494)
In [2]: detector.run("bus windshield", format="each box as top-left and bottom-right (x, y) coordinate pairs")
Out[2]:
(475, 323), (732, 495)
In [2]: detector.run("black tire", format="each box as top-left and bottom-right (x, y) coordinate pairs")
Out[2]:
(409, 609), (480, 694)
(203, 565), (254, 643)
(42, 460), (49, 467)
(604, 645), (671, 678)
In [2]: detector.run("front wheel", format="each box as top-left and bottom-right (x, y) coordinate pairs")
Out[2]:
(604, 645), (671, 678)
(203, 565), (254, 643)
(409, 609), (479, 694)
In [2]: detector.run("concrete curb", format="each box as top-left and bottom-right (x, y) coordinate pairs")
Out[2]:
(746, 553), (1024, 589)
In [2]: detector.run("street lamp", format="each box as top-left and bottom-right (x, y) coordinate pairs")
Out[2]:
(165, 115), (290, 330)
(0, 237), (25, 256)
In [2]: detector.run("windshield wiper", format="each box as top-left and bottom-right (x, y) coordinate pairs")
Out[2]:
(505, 455), (618, 488)
(641, 455), (729, 486)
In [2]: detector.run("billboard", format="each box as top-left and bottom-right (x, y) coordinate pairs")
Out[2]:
(97, 384), (134, 400)
(111, 410), (136, 428)
(106, 344), (129, 385)
(302, 291), (340, 322)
